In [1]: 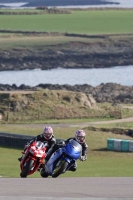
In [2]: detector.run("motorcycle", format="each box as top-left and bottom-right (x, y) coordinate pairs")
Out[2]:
(20, 141), (48, 178)
(40, 139), (82, 178)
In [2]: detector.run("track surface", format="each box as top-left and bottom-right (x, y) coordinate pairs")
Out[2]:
(0, 178), (133, 200)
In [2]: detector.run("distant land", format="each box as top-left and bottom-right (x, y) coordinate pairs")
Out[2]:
(0, 0), (119, 8)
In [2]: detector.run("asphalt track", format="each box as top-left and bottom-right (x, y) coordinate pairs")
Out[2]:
(0, 177), (133, 200)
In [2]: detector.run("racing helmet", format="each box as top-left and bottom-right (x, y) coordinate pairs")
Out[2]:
(43, 126), (53, 140)
(75, 130), (86, 144)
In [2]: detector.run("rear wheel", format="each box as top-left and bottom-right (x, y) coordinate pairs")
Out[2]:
(40, 168), (49, 178)
(20, 159), (34, 178)
(52, 160), (69, 178)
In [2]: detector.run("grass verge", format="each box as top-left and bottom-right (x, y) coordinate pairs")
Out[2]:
(0, 126), (133, 178)
(0, 10), (133, 34)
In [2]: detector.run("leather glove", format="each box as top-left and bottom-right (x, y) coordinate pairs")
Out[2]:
(24, 143), (30, 151)
(79, 155), (87, 161)
(24, 140), (34, 151)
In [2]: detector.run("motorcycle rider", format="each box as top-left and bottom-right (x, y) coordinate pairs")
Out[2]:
(43, 129), (88, 172)
(18, 126), (56, 165)
(65, 129), (88, 171)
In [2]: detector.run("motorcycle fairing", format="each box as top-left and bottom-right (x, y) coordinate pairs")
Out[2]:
(45, 148), (63, 175)
(45, 139), (82, 175)
(63, 139), (82, 160)
(20, 141), (47, 177)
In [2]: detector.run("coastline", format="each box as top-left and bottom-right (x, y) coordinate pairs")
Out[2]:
(0, 33), (133, 72)
(0, 0), (133, 9)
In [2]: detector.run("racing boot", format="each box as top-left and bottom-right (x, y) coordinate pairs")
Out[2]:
(18, 157), (22, 162)
(68, 162), (77, 172)
(18, 153), (25, 162)
(37, 163), (44, 172)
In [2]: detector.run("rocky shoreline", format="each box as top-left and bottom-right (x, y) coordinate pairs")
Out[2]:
(0, 83), (133, 104)
(1, 33), (133, 71)
(1, 47), (133, 71)
(0, 32), (133, 104)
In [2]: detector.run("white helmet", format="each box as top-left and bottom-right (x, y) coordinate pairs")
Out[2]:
(75, 130), (86, 144)
(43, 126), (53, 140)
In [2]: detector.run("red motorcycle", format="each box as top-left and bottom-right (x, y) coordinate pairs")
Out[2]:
(20, 141), (48, 178)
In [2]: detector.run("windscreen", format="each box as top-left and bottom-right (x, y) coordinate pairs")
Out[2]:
(70, 139), (82, 152)
(36, 141), (45, 149)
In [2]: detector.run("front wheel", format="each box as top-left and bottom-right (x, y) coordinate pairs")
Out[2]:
(52, 160), (69, 178)
(40, 168), (49, 178)
(20, 159), (34, 178)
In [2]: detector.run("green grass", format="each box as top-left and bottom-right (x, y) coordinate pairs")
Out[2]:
(0, 35), (103, 49)
(0, 117), (116, 125)
(0, 126), (133, 178)
(89, 122), (133, 130)
(0, 10), (133, 34)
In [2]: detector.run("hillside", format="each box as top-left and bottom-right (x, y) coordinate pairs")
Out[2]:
(0, 89), (100, 122)
(1, 83), (133, 104)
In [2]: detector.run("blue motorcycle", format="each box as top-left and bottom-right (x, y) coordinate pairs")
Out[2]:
(40, 139), (82, 178)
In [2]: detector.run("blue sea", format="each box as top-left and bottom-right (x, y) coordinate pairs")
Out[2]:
(0, 66), (133, 87)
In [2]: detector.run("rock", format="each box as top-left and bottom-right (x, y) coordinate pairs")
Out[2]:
(0, 83), (133, 104)
(0, 36), (133, 71)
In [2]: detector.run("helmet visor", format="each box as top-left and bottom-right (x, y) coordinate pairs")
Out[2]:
(77, 136), (85, 143)
(44, 133), (52, 139)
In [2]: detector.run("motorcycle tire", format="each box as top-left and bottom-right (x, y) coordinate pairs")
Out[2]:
(40, 168), (49, 178)
(52, 160), (69, 178)
(20, 159), (34, 178)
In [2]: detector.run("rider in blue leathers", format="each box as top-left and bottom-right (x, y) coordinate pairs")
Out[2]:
(44, 129), (88, 172)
